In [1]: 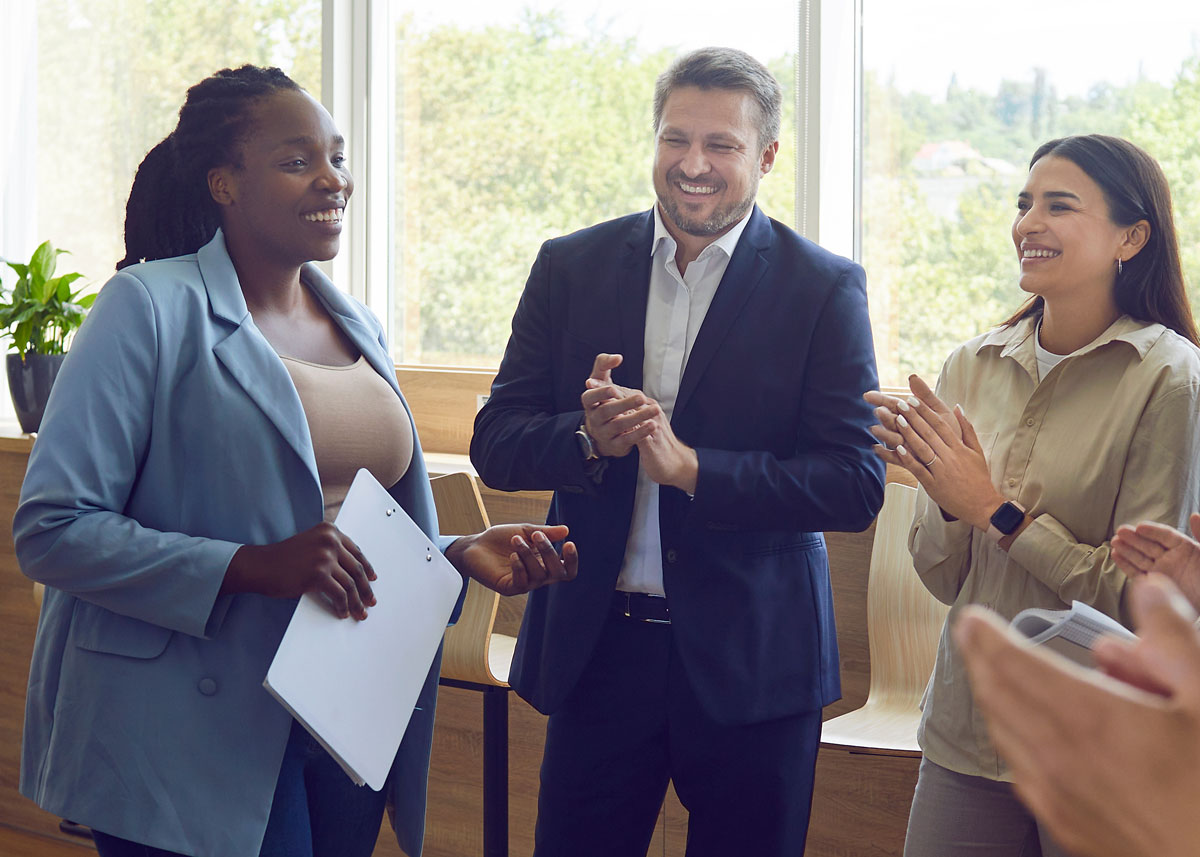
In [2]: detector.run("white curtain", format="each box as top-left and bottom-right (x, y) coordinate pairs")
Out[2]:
(1, 3), (38, 268)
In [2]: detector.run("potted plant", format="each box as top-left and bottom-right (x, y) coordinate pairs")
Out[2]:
(0, 241), (94, 433)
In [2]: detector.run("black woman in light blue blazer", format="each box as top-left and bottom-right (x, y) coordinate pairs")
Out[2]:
(15, 66), (576, 857)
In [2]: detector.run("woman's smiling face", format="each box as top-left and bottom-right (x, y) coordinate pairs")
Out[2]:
(209, 88), (353, 268)
(1012, 154), (1130, 303)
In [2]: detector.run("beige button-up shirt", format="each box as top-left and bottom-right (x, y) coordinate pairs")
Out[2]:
(911, 314), (1200, 780)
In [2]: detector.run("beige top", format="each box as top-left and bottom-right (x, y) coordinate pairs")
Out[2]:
(911, 315), (1200, 780)
(281, 355), (414, 521)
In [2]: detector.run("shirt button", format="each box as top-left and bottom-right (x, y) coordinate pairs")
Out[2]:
(1008, 478), (1017, 487)
(666, 549), (678, 564)
(1025, 418), (1035, 427)
(198, 678), (218, 696)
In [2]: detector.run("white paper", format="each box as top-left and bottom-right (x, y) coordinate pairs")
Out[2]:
(264, 468), (463, 789)
(1011, 600), (1136, 667)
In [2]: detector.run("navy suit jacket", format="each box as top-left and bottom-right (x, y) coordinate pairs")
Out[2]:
(471, 206), (885, 726)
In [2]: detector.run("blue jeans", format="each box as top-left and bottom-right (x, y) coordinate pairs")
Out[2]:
(92, 719), (389, 857)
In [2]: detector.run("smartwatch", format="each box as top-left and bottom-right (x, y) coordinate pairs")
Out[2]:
(987, 500), (1026, 542)
(575, 421), (600, 462)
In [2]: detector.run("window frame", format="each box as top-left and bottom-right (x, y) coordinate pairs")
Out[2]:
(324, 1), (871, 451)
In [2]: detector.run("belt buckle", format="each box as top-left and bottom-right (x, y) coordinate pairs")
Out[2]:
(619, 591), (670, 625)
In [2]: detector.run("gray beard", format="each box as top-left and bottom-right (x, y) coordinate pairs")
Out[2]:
(657, 188), (756, 237)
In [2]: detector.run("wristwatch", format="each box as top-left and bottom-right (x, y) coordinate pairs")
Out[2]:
(575, 421), (600, 462)
(987, 499), (1026, 542)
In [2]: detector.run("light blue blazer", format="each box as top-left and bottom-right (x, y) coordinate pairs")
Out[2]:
(15, 231), (460, 857)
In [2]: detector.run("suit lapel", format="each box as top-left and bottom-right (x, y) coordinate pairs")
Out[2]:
(615, 211), (655, 390)
(301, 263), (404, 399)
(199, 234), (323, 490)
(674, 206), (773, 414)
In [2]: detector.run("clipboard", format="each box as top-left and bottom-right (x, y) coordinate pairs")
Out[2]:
(264, 468), (463, 790)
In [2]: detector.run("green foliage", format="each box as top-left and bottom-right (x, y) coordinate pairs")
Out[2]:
(864, 56), (1200, 384)
(36, 0), (321, 281)
(393, 14), (796, 364)
(0, 242), (95, 359)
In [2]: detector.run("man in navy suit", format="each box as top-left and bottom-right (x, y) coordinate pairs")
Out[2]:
(471, 47), (885, 857)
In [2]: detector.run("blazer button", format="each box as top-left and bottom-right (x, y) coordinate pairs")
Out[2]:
(666, 549), (678, 564)
(198, 677), (218, 696)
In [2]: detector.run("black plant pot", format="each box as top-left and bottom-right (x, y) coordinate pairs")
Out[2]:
(7, 352), (66, 434)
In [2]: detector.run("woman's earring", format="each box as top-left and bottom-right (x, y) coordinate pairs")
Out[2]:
(1117, 257), (1123, 276)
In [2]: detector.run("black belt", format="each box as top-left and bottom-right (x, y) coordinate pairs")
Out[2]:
(612, 591), (670, 624)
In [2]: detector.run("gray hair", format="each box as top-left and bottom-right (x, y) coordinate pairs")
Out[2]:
(652, 47), (782, 151)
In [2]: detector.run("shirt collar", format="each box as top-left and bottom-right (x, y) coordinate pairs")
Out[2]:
(976, 313), (1167, 363)
(650, 204), (754, 262)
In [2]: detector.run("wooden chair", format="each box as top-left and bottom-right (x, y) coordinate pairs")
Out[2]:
(431, 471), (514, 857)
(820, 480), (948, 756)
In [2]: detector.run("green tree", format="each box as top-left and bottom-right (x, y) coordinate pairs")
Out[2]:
(36, 0), (321, 283)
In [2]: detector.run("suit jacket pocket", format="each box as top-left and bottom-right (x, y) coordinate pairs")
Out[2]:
(742, 532), (825, 557)
(71, 599), (173, 659)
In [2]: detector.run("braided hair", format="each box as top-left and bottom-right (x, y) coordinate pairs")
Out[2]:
(117, 65), (301, 270)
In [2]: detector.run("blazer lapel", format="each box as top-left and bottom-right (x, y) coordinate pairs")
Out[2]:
(199, 233), (321, 489)
(301, 263), (404, 399)
(674, 206), (772, 414)
(614, 211), (655, 391)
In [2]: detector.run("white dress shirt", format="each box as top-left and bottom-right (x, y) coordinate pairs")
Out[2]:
(615, 205), (753, 595)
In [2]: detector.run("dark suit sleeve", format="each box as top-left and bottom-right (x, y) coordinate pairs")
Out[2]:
(471, 239), (597, 493)
(689, 263), (885, 533)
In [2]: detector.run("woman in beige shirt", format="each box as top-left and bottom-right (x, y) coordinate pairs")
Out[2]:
(867, 135), (1200, 857)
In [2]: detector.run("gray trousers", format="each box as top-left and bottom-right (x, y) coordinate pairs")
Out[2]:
(904, 758), (1074, 857)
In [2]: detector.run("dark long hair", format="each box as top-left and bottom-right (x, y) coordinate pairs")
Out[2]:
(117, 65), (301, 270)
(1003, 134), (1198, 347)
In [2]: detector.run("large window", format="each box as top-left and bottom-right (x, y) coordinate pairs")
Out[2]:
(7, 1), (1200, 404)
(17, 1), (321, 289)
(861, 0), (1200, 384)
(386, 1), (801, 365)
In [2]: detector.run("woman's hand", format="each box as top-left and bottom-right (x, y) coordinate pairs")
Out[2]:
(223, 522), (376, 620)
(1113, 514), (1200, 612)
(446, 524), (578, 596)
(864, 375), (1005, 531)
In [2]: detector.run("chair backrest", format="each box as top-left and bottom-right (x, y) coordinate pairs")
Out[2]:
(864, 481), (949, 708)
(430, 471), (510, 686)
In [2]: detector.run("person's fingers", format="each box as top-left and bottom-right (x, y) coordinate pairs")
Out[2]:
(525, 529), (564, 583)
(1125, 575), (1200, 704)
(1111, 539), (1155, 576)
(590, 393), (651, 425)
(892, 411), (941, 464)
(1093, 635), (1173, 696)
(337, 539), (375, 609)
(1113, 529), (1167, 565)
(1190, 512), (1200, 542)
(581, 383), (623, 408)
(589, 352), (622, 383)
(560, 541), (579, 580)
(319, 567), (353, 619)
(863, 391), (907, 412)
(869, 423), (903, 450)
(893, 389), (959, 452)
(331, 555), (369, 619)
(1131, 519), (1189, 552)
(907, 374), (950, 415)
(955, 405), (983, 454)
(339, 530), (376, 584)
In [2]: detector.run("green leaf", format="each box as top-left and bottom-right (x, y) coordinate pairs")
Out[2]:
(29, 241), (56, 288)
(76, 293), (97, 308)
(13, 320), (30, 356)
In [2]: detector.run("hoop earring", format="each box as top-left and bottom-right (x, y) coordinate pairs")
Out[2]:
(1117, 257), (1123, 276)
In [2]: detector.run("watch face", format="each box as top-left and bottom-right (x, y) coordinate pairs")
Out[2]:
(576, 427), (597, 460)
(991, 501), (1025, 535)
